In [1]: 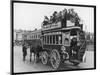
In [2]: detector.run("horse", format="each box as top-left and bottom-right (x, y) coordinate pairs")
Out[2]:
(29, 44), (43, 63)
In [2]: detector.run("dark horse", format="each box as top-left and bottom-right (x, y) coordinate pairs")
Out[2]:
(30, 45), (43, 63)
(30, 46), (36, 62)
(29, 40), (43, 63)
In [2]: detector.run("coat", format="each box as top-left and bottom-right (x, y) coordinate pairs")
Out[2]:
(22, 46), (27, 56)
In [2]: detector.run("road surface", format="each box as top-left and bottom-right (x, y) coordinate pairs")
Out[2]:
(14, 45), (94, 73)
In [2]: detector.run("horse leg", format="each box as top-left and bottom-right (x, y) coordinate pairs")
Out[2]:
(35, 53), (39, 63)
(33, 53), (36, 63)
(30, 52), (32, 62)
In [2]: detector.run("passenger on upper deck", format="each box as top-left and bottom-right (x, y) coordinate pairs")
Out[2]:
(74, 13), (80, 26)
(42, 8), (81, 27)
(52, 11), (58, 23)
(61, 8), (67, 27)
(50, 16), (53, 24)
(43, 16), (49, 26)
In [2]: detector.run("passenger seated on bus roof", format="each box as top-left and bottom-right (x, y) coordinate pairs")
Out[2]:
(43, 20), (48, 26)
(67, 9), (71, 20)
(50, 16), (53, 24)
(71, 9), (76, 17)
(43, 16), (49, 25)
(67, 8), (80, 24)
(67, 8), (76, 21)
(52, 11), (58, 23)
(57, 11), (62, 22)
(75, 13), (80, 26)
(54, 12), (59, 23)
(61, 8), (67, 27)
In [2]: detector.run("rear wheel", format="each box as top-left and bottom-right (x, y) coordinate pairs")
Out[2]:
(50, 49), (61, 69)
(41, 51), (48, 65)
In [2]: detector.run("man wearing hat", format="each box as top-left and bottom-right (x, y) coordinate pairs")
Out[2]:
(22, 43), (27, 61)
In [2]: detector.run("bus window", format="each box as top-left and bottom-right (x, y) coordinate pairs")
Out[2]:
(59, 35), (62, 44)
(43, 36), (44, 44)
(46, 36), (47, 44)
(47, 36), (49, 44)
(63, 32), (70, 46)
(50, 35), (52, 44)
(53, 35), (55, 44)
(38, 35), (40, 38)
(48, 36), (50, 44)
(56, 35), (58, 44)
(36, 35), (37, 39)
(44, 36), (46, 44)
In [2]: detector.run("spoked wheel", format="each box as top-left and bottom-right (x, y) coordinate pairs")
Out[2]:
(50, 49), (61, 69)
(41, 51), (48, 65)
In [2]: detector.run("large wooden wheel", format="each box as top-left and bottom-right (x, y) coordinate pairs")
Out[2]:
(41, 51), (48, 65)
(50, 49), (61, 69)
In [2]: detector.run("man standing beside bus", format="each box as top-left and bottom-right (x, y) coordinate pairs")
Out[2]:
(22, 43), (27, 61)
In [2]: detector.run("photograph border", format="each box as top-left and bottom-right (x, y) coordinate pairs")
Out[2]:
(11, 0), (96, 75)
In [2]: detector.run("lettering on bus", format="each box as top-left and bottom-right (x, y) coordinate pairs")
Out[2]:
(42, 22), (61, 30)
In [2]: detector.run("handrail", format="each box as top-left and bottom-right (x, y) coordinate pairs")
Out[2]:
(79, 40), (86, 52)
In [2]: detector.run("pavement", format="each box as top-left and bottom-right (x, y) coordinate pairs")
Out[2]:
(14, 45), (94, 73)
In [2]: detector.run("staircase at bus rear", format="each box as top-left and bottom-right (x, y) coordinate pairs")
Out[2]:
(69, 40), (86, 65)
(69, 31), (86, 65)
(78, 31), (86, 61)
(78, 40), (86, 61)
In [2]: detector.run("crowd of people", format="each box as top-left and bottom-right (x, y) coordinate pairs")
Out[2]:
(42, 8), (81, 27)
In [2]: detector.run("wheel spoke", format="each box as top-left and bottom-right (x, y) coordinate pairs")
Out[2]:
(41, 51), (48, 65)
(50, 49), (61, 69)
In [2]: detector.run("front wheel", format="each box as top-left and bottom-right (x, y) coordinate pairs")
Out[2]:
(50, 49), (61, 69)
(41, 51), (48, 65)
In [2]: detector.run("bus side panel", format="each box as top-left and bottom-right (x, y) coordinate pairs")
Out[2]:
(43, 45), (62, 51)
(43, 45), (71, 54)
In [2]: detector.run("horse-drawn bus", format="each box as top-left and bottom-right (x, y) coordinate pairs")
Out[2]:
(23, 9), (86, 69)
(40, 20), (86, 69)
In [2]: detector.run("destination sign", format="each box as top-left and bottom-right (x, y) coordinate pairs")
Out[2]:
(42, 20), (75, 31)
(42, 22), (61, 30)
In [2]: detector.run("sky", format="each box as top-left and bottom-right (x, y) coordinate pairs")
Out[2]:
(14, 3), (94, 33)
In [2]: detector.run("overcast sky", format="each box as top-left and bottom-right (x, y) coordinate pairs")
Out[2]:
(14, 3), (94, 33)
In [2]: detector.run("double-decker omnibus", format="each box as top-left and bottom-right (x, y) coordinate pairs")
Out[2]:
(23, 13), (86, 69)
(23, 21), (86, 69)
(40, 20), (86, 69)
